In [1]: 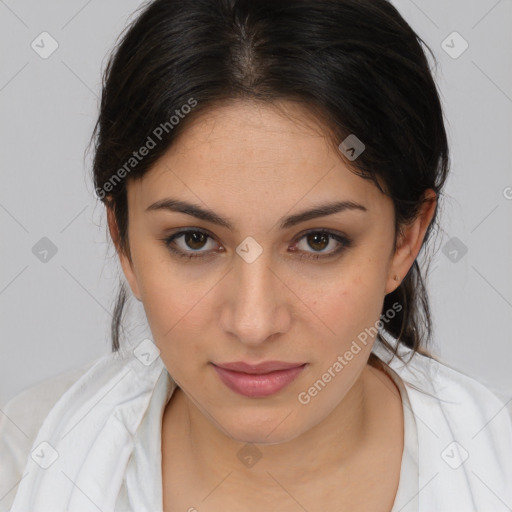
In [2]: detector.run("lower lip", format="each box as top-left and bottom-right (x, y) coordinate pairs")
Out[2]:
(212, 364), (307, 397)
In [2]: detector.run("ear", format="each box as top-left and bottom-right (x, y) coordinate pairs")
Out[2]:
(106, 202), (142, 301)
(385, 189), (437, 295)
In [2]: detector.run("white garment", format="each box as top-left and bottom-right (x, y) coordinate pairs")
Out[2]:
(383, 355), (419, 512)
(1, 339), (511, 512)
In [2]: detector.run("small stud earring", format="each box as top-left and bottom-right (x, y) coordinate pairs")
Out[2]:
(394, 274), (400, 281)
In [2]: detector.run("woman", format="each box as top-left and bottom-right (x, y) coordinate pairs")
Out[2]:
(2, 0), (511, 511)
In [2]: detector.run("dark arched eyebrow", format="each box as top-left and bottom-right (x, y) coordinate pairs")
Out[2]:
(146, 197), (367, 230)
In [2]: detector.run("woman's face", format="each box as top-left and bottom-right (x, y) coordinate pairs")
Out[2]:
(113, 100), (423, 444)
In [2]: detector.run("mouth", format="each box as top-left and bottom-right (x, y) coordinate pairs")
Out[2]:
(211, 361), (308, 397)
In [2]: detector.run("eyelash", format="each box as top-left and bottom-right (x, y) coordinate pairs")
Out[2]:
(159, 228), (352, 261)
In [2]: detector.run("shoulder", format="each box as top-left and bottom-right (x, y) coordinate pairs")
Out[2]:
(374, 340), (512, 430)
(0, 358), (102, 509)
(386, 345), (512, 507)
(411, 350), (511, 421)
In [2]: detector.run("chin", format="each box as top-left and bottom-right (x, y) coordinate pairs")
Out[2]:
(231, 430), (296, 446)
(218, 415), (305, 446)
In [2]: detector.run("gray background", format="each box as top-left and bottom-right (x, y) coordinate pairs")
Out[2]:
(1, 0), (511, 408)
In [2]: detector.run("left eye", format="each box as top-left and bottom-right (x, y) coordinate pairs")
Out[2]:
(291, 230), (350, 259)
(161, 229), (351, 260)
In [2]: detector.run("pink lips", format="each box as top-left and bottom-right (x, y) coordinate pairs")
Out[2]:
(211, 361), (307, 397)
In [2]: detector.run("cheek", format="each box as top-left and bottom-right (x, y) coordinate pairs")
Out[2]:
(301, 261), (388, 365)
(140, 275), (207, 342)
(139, 277), (207, 382)
(132, 247), (206, 342)
(310, 259), (386, 324)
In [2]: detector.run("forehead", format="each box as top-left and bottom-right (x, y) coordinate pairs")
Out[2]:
(128, 100), (388, 217)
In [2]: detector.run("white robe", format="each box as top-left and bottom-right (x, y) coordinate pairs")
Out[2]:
(1, 339), (511, 512)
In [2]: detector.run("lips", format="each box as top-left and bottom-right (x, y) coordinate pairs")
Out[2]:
(213, 360), (306, 374)
(211, 361), (307, 397)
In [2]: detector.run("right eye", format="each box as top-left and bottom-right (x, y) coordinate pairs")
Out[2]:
(160, 229), (222, 259)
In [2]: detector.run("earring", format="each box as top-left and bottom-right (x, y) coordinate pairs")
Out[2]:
(394, 274), (400, 281)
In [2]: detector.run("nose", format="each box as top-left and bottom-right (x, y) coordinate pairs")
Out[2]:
(219, 249), (292, 347)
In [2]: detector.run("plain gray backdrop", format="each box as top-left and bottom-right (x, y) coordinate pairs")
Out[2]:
(1, 0), (512, 408)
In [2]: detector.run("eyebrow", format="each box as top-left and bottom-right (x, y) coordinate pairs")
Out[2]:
(145, 197), (367, 230)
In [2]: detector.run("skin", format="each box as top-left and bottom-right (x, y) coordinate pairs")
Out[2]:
(107, 99), (436, 510)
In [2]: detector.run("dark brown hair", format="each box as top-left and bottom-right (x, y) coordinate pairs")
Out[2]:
(90, 0), (450, 365)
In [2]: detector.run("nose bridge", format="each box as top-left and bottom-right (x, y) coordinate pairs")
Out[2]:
(223, 243), (288, 344)
(237, 248), (274, 300)
(235, 234), (275, 296)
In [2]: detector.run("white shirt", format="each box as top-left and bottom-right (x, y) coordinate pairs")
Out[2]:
(382, 349), (419, 512)
(1, 339), (511, 512)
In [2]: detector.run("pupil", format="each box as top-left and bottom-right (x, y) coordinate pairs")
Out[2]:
(186, 232), (206, 250)
(308, 233), (328, 251)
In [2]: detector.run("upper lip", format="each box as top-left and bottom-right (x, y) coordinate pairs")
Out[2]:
(212, 361), (306, 374)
